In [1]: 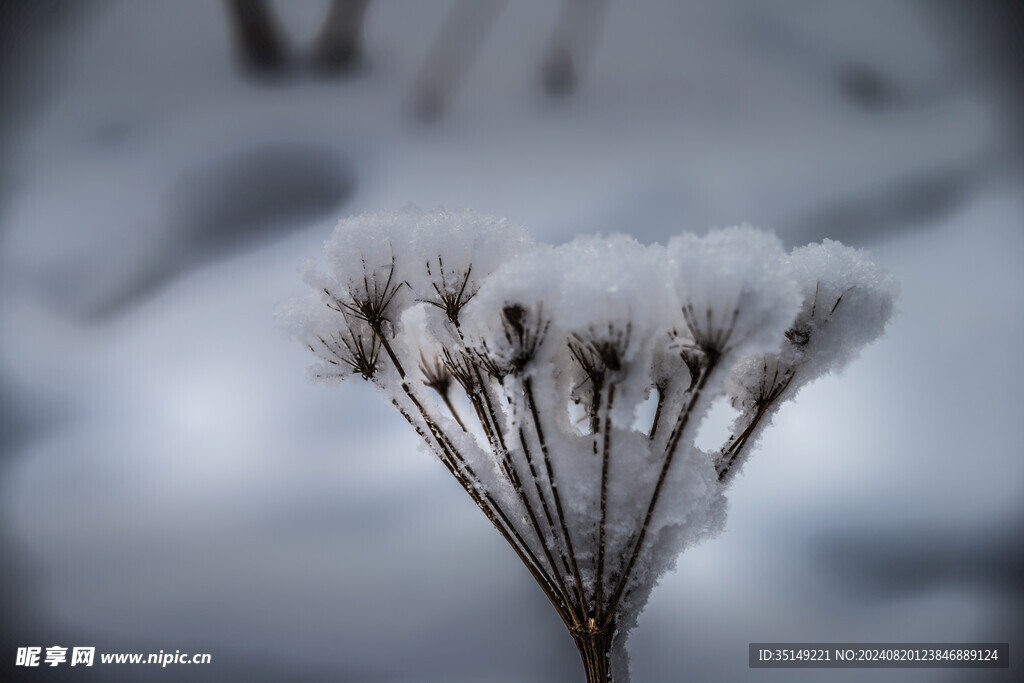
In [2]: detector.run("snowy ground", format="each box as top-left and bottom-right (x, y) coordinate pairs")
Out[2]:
(1, 1), (1021, 681)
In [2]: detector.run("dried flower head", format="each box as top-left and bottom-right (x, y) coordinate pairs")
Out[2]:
(279, 207), (897, 683)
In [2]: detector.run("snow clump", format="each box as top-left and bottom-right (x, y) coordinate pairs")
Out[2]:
(279, 206), (897, 682)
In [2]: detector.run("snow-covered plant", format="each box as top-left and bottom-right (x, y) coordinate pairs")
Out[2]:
(280, 207), (896, 682)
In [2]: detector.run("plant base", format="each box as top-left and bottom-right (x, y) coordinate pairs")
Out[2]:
(572, 625), (614, 683)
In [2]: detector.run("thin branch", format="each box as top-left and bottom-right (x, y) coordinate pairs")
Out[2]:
(603, 359), (716, 627)
(445, 347), (579, 620)
(437, 391), (464, 431)
(375, 332), (405, 379)
(419, 352), (467, 430)
(567, 334), (604, 434)
(717, 361), (795, 483)
(517, 426), (583, 625)
(595, 382), (615, 622)
(474, 366), (578, 617)
(648, 382), (666, 441)
(475, 365), (510, 454)
(390, 396), (574, 630)
(400, 382), (559, 603)
(524, 376), (590, 620)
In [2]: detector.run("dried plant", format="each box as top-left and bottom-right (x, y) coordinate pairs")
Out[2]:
(279, 207), (896, 682)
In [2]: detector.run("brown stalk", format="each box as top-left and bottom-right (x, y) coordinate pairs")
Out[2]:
(594, 381), (615, 623)
(448, 348), (579, 620)
(361, 286), (567, 626)
(717, 360), (795, 483)
(524, 377), (590, 620)
(420, 352), (467, 431)
(604, 305), (741, 624)
(601, 361), (714, 627)
(572, 625), (613, 683)
(648, 382), (666, 441)
(400, 383), (564, 611)
(390, 396), (575, 630)
(517, 426), (582, 625)
(469, 352), (579, 617)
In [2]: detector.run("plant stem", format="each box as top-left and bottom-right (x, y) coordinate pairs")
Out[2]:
(469, 369), (578, 620)
(395, 385), (575, 629)
(603, 361), (716, 626)
(374, 328), (406, 379)
(524, 377), (590, 618)
(717, 366), (794, 482)
(572, 624), (614, 683)
(648, 383), (665, 440)
(517, 426), (581, 624)
(438, 390), (467, 431)
(595, 382), (614, 622)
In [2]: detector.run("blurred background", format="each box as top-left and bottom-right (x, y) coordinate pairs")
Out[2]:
(1, 1), (1021, 681)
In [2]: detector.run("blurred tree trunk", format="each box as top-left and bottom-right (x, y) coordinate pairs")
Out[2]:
(311, 0), (371, 74)
(412, 0), (506, 122)
(541, 0), (607, 96)
(224, 0), (288, 73)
